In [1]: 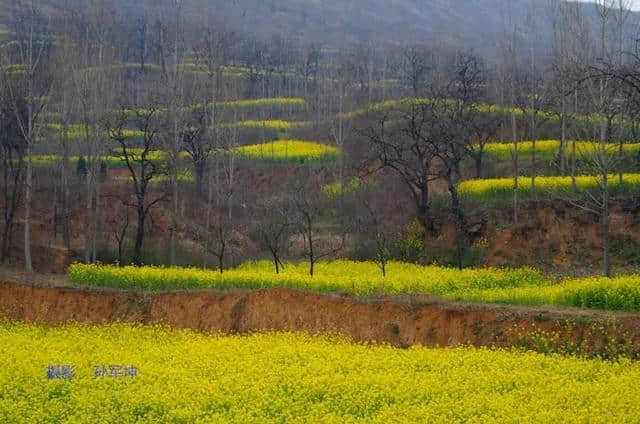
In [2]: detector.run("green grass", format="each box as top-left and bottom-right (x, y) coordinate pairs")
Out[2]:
(463, 275), (640, 310)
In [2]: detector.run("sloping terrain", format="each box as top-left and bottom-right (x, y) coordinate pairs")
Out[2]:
(2, 279), (640, 354)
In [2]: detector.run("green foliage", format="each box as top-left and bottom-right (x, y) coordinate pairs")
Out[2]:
(76, 156), (87, 178)
(395, 219), (425, 263)
(512, 321), (640, 361)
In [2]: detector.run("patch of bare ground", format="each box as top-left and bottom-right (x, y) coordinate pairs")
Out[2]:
(2, 280), (640, 355)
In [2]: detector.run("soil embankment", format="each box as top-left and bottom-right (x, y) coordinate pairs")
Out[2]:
(2, 280), (640, 349)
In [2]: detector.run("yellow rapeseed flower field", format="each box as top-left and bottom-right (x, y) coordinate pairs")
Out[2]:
(68, 261), (640, 311)
(222, 119), (312, 131)
(458, 174), (640, 202)
(483, 140), (640, 160)
(2, 322), (640, 423)
(234, 140), (342, 163)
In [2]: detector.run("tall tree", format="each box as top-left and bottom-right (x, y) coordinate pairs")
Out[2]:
(1, 1), (52, 271)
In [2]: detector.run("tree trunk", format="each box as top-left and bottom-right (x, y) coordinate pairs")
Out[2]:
(117, 238), (124, 266)
(271, 249), (281, 274)
(602, 174), (611, 278)
(170, 163), (178, 265)
(512, 110), (519, 226)
(560, 100), (567, 176)
(417, 182), (432, 233)
(91, 180), (101, 263)
(24, 145), (32, 272)
(475, 154), (483, 179)
(531, 116), (537, 193)
(448, 167), (466, 271)
(84, 170), (93, 263)
(195, 160), (205, 198)
(61, 126), (71, 249)
(307, 225), (315, 277)
(133, 207), (145, 266)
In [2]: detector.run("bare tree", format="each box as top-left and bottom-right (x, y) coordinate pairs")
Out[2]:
(0, 88), (26, 263)
(349, 183), (397, 277)
(251, 198), (292, 274)
(402, 45), (430, 97)
(429, 51), (485, 269)
(106, 107), (168, 266)
(291, 172), (345, 277)
(467, 111), (502, 179)
(1, 1), (52, 271)
(364, 100), (439, 234)
(202, 121), (240, 273)
(105, 195), (131, 266)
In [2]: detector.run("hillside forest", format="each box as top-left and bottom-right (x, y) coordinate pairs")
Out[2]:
(1, 0), (640, 278)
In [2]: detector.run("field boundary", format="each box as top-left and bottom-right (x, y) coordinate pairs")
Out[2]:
(3, 280), (640, 351)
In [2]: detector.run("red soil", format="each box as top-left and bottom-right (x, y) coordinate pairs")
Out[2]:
(2, 280), (640, 350)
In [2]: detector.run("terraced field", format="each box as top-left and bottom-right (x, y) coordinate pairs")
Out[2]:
(458, 174), (640, 202)
(2, 322), (640, 423)
(235, 140), (341, 163)
(483, 140), (640, 160)
(69, 260), (640, 312)
(222, 119), (312, 131)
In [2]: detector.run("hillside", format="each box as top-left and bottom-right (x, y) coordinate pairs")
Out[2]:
(167, 0), (638, 57)
(3, 0), (633, 58)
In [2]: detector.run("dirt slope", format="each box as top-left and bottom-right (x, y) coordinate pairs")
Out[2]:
(2, 280), (640, 350)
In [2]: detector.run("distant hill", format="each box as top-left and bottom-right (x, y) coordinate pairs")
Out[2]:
(197, 0), (638, 57)
(2, 0), (638, 61)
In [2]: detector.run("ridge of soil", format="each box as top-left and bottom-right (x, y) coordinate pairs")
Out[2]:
(2, 280), (640, 349)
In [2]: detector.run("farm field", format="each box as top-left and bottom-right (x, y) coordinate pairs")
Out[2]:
(235, 140), (342, 163)
(458, 174), (640, 202)
(118, 97), (306, 117)
(30, 140), (341, 171)
(68, 261), (640, 311)
(7, 1), (640, 422)
(2, 322), (640, 423)
(483, 140), (640, 160)
(222, 119), (312, 131)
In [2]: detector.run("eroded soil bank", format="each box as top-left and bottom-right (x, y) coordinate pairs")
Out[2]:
(2, 280), (640, 350)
